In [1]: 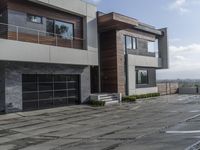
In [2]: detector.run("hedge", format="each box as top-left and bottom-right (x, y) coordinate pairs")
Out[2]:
(122, 96), (136, 102)
(87, 100), (105, 107)
(122, 93), (160, 103)
(134, 93), (160, 99)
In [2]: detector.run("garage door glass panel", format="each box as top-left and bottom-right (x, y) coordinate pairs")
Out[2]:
(39, 91), (53, 100)
(22, 74), (80, 111)
(54, 75), (66, 82)
(39, 83), (53, 91)
(23, 92), (38, 101)
(54, 98), (67, 106)
(54, 83), (66, 90)
(23, 74), (37, 83)
(38, 74), (53, 83)
(22, 83), (37, 92)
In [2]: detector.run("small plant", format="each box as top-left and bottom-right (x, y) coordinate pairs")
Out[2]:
(88, 100), (105, 107)
(122, 93), (160, 103)
(122, 96), (136, 103)
(134, 93), (160, 99)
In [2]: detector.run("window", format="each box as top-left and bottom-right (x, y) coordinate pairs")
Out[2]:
(136, 70), (149, 85)
(132, 37), (136, 49)
(46, 19), (74, 39)
(124, 35), (137, 50)
(27, 14), (43, 24)
(55, 21), (74, 39)
(148, 40), (158, 53)
(46, 19), (54, 35)
(125, 36), (132, 49)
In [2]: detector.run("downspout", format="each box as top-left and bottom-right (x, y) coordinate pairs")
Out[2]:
(97, 12), (101, 93)
(124, 39), (129, 96)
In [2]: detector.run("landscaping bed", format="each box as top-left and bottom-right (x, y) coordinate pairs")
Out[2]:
(122, 93), (160, 103)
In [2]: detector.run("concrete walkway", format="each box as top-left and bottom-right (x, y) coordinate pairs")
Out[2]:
(1, 95), (200, 149)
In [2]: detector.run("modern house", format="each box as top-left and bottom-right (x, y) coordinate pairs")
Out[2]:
(0, 0), (98, 112)
(0, 0), (168, 113)
(98, 12), (168, 96)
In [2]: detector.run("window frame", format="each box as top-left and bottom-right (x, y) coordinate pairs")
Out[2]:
(27, 14), (43, 24)
(54, 20), (74, 39)
(136, 69), (149, 85)
(46, 18), (75, 39)
(124, 35), (137, 50)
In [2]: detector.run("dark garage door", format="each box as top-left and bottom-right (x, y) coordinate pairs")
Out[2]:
(22, 74), (80, 111)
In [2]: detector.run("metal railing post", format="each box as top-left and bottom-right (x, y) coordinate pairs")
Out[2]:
(37, 31), (40, 44)
(71, 39), (73, 48)
(55, 35), (57, 46)
(16, 26), (19, 41)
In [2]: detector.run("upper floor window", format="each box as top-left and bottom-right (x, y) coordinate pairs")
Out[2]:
(147, 39), (158, 53)
(124, 35), (137, 50)
(27, 14), (43, 24)
(55, 21), (74, 39)
(46, 19), (74, 39)
(136, 70), (149, 85)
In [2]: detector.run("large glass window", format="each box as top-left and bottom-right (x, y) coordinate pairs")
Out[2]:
(55, 21), (74, 39)
(46, 19), (74, 39)
(136, 70), (149, 85)
(27, 14), (43, 24)
(125, 36), (132, 49)
(148, 40), (158, 53)
(46, 19), (54, 35)
(124, 35), (137, 50)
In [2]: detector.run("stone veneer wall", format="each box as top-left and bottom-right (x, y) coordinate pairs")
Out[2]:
(3, 61), (90, 113)
(0, 63), (5, 112)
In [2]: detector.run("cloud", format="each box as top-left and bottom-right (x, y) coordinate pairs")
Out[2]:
(157, 43), (200, 79)
(169, 0), (200, 14)
(83, 0), (101, 4)
(169, 0), (189, 13)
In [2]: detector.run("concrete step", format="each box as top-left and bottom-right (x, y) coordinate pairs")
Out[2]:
(101, 98), (119, 102)
(90, 93), (121, 105)
(105, 100), (119, 106)
(100, 96), (118, 100)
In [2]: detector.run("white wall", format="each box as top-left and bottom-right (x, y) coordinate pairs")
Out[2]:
(127, 54), (159, 95)
(128, 54), (160, 68)
(0, 39), (98, 66)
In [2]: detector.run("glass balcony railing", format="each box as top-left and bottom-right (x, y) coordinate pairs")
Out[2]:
(0, 23), (85, 50)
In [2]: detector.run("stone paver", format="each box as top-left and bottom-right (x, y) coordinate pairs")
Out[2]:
(1, 95), (200, 149)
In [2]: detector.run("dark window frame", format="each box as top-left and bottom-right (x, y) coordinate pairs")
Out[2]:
(136, 69), (149, 85)
(46, 18), (75, 39)
(124, 35), (137, 50)
(27, 14), (43, 24)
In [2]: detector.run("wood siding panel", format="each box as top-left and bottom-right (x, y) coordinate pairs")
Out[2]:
(100, 30), (118, 93)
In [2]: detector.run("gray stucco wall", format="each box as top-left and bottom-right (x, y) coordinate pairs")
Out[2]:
(3, 61), (90, 113)
(158, 28), (169, 69)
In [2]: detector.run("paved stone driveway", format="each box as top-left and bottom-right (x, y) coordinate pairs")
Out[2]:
(1, 95), (200, 150)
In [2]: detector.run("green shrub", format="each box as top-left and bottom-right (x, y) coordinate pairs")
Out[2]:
(88, 100), (105, 107)
(134, 93), (160, 99)
(122, 93), (160, 102)
(122, 96), (136, 103)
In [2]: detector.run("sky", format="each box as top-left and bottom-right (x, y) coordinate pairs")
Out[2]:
(85, 0), (200, 80)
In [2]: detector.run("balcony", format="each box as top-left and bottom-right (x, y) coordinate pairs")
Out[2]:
(0, 23), (85, 50)
(0, 23), (98, 66)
